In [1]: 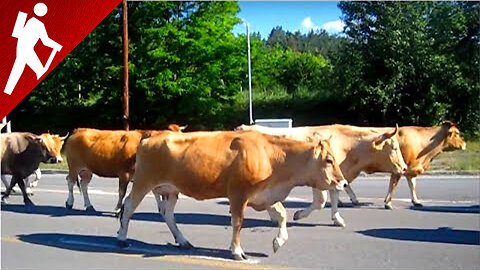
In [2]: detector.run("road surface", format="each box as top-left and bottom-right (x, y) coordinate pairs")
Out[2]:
(2, 173), (479, 269)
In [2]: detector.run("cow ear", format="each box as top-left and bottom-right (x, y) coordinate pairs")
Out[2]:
(308, 132), (329, 144)
(372, 137), (386, 151)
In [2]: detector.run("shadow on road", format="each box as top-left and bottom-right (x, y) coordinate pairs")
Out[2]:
(217, 200), (374, 209)
(16, 233), (268, 260)
(409, 205), (479, 214)
(1, 204), (114, 217)
(357, 227), (480, 246)
(132, 212), (324, 228)
(1, 204), (326, 228)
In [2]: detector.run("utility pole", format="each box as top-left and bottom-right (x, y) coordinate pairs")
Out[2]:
(122, 0), (129, 130)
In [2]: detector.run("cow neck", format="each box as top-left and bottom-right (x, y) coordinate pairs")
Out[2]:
(271, 143), (317, 188)
(414, 126), (447, 164)
(339, 138), (376, 180)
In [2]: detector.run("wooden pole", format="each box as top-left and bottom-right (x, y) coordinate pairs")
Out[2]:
(122, 0), (129, 130)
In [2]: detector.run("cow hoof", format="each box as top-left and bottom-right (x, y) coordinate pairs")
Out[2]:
(293, 210), (303, 221)
(86, 206), (96, 212)
(273, 237), (285, 253)
(351, 200), (360, 206)
(178, 241), (194, 249)
(232, 253), (248, 261)
(65, 202), (73, 210)
(384, 204), (393, 210)
(117, 240), (130, 249)
(412, 202), (423, 208)
(333, 219), (346, 228)
(24, 200), (35, 207)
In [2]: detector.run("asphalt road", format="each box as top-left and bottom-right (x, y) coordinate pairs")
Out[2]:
(1, 173), (479, 269)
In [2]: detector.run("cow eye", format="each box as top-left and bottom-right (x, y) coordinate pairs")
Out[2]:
(326, 158), (334, 165)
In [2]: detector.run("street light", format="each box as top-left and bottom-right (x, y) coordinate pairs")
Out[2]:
(242, 20), (253, 125)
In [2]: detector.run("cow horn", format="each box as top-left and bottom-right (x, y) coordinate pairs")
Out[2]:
(179, 125), (188, 131)
(60, 132), (69, 140)
(386, 124), (399, 139)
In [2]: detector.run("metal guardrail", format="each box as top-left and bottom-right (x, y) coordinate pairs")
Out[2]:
(255, 119), (293, 128)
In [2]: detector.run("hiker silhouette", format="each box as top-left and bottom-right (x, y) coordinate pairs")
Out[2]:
(4, 3), (62, 95)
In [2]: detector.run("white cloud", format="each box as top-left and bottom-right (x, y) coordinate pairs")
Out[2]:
(321, 19), (345, 34)
(301, 17), (320, 31)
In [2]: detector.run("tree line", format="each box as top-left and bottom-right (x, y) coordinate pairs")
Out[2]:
(10, 1), (479, 137)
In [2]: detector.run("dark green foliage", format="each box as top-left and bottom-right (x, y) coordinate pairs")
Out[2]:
(336, 1), (479, 135)
(9, 1), (479, 137)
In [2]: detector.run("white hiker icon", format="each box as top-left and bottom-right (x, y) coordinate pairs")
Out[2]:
(4, 3), (62, 95)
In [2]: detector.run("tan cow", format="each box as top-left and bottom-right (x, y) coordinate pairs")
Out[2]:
(117, 130), (348, 260)
(63, 128), (173, 212)
(382, 121), (466, 209)
(237, 124), (407, 226)
(294, 121), (466, 220)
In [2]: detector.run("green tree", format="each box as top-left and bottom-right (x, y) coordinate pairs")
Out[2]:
(336, 2), (479, 135)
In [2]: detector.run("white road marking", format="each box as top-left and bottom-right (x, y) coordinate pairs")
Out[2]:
(5, 187), (477, 205)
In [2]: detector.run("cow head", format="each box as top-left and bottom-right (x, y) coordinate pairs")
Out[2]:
(312, 137), (348, 191)
(371, 125), (407, 174)
(38, 132), (68, 163)
(441, 121), (466, 151)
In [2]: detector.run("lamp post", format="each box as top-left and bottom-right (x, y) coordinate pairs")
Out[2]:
(243, 20), (253, 125)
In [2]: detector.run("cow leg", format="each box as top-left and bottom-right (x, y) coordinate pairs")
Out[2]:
(153, 191), (166, 213)
(158, 192), (192, 248)
(27, 168), (41, 195)
(406, 176), (422, 207)
(65, 174), (77, 209)
(293, 188), (327, 221)
(229, 196), (248, 261)
(2, 175), (18, 203)
(329, 189), (346, 227)
(384, 174), (401, 210)
(1, 175), (11, 191)
(115, 173), (130, 213)
(117, 181), (154, 246)
(79, 169), (95, 211)
(268, 202), (288, 253)
(16, 176), (34, 206)
(344, 185), (360, 205)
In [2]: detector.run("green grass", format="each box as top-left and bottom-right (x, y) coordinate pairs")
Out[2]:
(39, 156), (68, 171)
(430, 140), (480, 171)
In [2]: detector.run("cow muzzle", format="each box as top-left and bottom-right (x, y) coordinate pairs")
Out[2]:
(335, 180), (349, 191)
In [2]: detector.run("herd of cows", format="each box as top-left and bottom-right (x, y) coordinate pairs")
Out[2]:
(0, 121), (466, 261)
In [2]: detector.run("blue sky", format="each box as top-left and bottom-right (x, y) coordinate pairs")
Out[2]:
(233, 1), (344, 38)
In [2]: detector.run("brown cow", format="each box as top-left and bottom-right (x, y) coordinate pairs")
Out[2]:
(1, 132), (67, 193)
(383, 121), (466, 209)
(63, 128), (173, 212)
(237, 124), (407, 226)
(1, 132), (63, 205)
(295, 121), (466, 219)
(117, 130), (348, 260)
